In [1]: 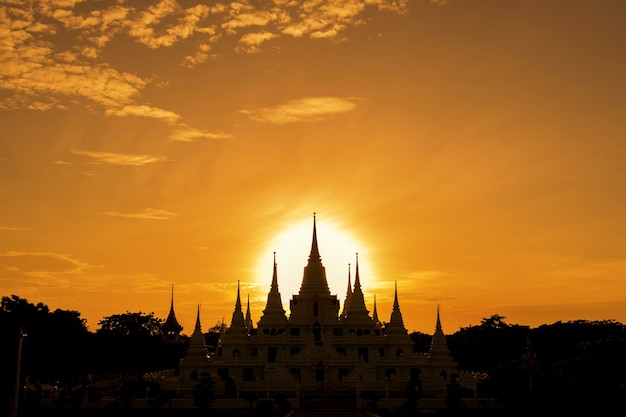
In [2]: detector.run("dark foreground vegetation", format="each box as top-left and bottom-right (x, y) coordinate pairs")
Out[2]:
(2, 295), (625, 416)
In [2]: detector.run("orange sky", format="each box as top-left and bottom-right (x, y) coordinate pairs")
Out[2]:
(1, 0), (625, 334)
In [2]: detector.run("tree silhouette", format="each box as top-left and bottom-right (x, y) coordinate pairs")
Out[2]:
(0, 295), (90, 388)
(97, 311), (163, 337)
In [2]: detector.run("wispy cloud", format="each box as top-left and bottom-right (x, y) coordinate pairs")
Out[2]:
(0, 251), (98, 282)
(236, 31), (277, 54)
(169, 124), (234, 142)
(104, 105), (182, 124)
(0, 226), (32, 231)
(399, 270), (454, 281)
(0, 0), (418, 136)
(240, 96), (361, 124)
(0, 1), (228, 139)
(99, 208), (178, 220)
(182, 43), (214, 68)
(70, 149), (168, 166)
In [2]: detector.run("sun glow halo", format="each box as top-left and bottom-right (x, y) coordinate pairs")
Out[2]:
(256, 218), (374, 312)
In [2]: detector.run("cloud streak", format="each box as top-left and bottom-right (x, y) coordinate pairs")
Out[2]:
(240, 96), (361, 124)
(0, 226), (32, 231)
(169, 125), (234, 142)
(99, 208), (178, 220)
(0, 251), (98, 282)
(70, 149), (169, 166)
(104, 105), (182, 124)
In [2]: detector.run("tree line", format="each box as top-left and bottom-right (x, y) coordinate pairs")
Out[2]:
(410, 313), (626, 414)
(0, 295), (186, 390)
(1, 295), (625, 415)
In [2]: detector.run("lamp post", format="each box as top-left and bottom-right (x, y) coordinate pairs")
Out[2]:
(10, 327), (27, 417)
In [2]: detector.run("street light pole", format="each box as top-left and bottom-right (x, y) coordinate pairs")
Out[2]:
(11, 326), (26, 417)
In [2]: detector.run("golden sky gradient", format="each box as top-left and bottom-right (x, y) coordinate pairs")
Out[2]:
(1, 0), (625, 334)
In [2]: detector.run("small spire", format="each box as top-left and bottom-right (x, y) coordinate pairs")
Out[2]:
(245, 294), (253, 330)
(346, 263), (352, 296)
(341, 263), (353, 318)
(169, 284), (175, 312)
(372, 294), (380, 326)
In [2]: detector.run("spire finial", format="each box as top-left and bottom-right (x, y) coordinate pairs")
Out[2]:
(271, 252), (279, 288)
(236, 280), (242, 309)
(372, 294), (380, 326)
(393, 281), (399, 308)
(348, 263), (351, 286)
(245, 294), (253, 330)
(436, 304), (442, 330)
(309, 212), (320, 261)
(195, 304), (202, 331)
(354, 253), (361, 290)
(341, 263), (353, 318)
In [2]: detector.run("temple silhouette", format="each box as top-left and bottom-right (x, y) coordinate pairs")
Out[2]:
(173, 215), (473, 402)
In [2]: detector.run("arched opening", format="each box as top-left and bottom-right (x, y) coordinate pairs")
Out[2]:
(313, 321), (322, 346)
(315, 361), (325, 382)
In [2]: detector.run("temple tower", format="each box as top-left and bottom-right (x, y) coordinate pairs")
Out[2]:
(258, 252), (288, 333)
(289, 214), (340, 326)
(343, 253), (372, 326)
(162, 285), (183, 343)
(179, 305), (210, 388)
(424, 306), (458, 390)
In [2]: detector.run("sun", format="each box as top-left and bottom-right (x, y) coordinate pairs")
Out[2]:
(256, 216), (374, 312)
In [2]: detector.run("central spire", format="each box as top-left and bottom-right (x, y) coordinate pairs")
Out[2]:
(298, 213), (330, 297)
(308, 212), (321, 262)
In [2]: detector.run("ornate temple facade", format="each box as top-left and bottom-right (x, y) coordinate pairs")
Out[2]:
(180, 216), (459, 398)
